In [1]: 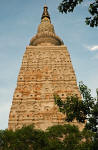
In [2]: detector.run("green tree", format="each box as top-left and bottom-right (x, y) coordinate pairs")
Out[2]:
(54, 81), (96, 124)
(86, 102), (98, 131)
(54, 81), (98, 150)
(0, 125), (48, 150)
(58, 0), (98, 27)
(0, 124), (94, 150)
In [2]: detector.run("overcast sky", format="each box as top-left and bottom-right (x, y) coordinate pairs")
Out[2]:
(0, 0), (98, 130)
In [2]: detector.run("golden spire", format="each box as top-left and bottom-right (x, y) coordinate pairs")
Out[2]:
(41, 5), (50, 20)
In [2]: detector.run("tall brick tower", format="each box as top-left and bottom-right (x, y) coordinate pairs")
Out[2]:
(8, 5), (81, 131)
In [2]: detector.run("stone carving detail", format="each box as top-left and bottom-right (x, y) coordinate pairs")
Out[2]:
(8, 45), (81, 131)
(8, 5), (81, 131)
(30, 6), (63, 46)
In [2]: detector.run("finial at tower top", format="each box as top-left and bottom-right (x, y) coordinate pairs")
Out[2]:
(41, 5), (50, 20)
(45, 0), (47, 5)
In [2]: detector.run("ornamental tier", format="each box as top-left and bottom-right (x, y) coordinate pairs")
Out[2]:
(8, 5), (82, 131)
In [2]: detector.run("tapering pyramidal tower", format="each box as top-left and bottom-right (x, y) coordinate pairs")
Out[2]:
(8, 5), (81, 131)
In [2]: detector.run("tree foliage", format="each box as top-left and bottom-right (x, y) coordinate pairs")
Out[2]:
(86, 102), (98, 132)
(54, 81), (97, 126)
(58, 0), (98, 27)
(54, 81), (98, 149)
(54, 94), (87, 122)
(0, 124), (95, 150)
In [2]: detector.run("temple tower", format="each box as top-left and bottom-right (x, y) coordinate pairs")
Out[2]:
(8, 5), (81, 131)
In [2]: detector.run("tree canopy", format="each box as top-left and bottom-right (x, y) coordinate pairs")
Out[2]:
(58, 0), (98, 27)
(0, 124), (95, 150)
(54, 81), (97, 128)
(54, 81), (98, 149)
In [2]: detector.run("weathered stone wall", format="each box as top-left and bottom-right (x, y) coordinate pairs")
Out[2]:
(8, 45), (81, 131)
